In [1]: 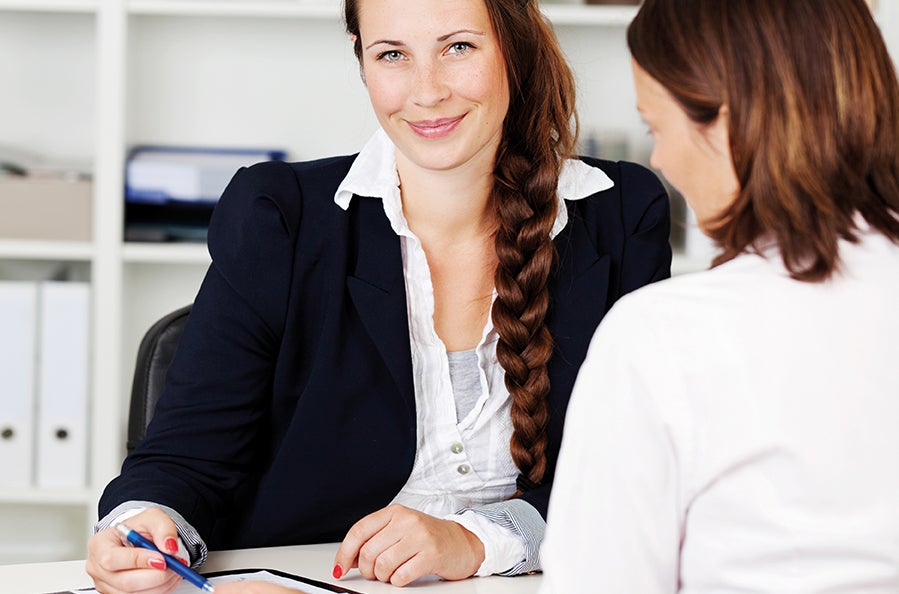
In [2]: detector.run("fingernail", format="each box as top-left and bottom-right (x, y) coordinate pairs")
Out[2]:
(149, 557), (166, 570)
(165, 537), (179, 554)
(176, 556), (189, 565)
(332, 564), (343, 579)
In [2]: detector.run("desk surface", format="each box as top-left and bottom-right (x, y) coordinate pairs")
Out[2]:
(0, 542), (541, 594)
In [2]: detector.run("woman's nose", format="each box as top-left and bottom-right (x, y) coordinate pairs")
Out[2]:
(411, 61), (451, 107)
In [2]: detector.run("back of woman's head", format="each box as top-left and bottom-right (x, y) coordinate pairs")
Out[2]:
(629, 0), (899, 281)
(345, 0), (577, 487)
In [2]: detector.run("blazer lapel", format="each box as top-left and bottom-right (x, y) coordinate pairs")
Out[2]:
(345, 196), (416, 417)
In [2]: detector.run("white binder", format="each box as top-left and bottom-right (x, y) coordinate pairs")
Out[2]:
(35, 281), (90, 488)
(0, 282), (38, 488)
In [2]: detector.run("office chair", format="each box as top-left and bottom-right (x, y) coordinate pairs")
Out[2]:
(126, 304), (192, 454)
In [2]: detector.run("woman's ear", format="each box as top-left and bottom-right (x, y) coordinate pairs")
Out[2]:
(349, 34), (366, 84)
(700, 105), (731, 161)
(706, 104), (731, 157)
(708, 104), (740, 197)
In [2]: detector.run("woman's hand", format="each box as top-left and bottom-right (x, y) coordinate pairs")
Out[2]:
(85, 507), (186, 594)
(333, 504), (485, 587)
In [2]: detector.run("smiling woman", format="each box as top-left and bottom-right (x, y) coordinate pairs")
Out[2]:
(85, 0), (672, 592)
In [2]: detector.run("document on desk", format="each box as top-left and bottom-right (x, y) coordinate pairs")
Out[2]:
(58, 568), (363, 594)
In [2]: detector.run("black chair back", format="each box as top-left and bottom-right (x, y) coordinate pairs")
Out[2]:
(127, 305), (191, 453)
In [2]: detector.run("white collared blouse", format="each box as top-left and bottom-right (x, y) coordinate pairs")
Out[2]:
(334, 129), (613, 575)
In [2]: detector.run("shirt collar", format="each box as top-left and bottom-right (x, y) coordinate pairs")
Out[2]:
(334, 128), (614, 238)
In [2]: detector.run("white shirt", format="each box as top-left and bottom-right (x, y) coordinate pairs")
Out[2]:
(335, 128), (613, 574)
(540, 224), (899, 593)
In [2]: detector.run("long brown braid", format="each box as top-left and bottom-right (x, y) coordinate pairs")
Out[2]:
(483, 0), (577, 488)
(344, 0), (578, 487)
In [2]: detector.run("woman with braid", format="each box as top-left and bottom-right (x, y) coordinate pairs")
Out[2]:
(87, 0), (670, 591)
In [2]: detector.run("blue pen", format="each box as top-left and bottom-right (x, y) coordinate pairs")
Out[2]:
(116, 523), (215, 593)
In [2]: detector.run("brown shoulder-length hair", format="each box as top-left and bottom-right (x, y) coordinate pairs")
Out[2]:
(628, 0), (899, 281)
(345, 0), (578, 488)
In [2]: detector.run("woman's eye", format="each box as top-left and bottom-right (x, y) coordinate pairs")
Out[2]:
(447, 42), (473, 55)
(378, 50), (404, 63)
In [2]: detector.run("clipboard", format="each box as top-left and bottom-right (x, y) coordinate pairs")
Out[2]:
(48, 567), (365, 594)
(202, 568), (365, 594)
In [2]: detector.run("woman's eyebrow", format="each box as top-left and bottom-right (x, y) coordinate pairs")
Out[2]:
(436, 28), (486, 41)
(365, 38), (404, 50)
(365, 28), (486, 50)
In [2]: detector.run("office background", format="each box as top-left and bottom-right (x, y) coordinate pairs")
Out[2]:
(0, 0), (894, 565)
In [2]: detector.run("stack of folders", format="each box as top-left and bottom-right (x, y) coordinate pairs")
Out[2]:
(0, 281), (90, 490)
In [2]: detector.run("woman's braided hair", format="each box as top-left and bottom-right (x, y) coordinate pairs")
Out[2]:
(485, 1), (577, 487)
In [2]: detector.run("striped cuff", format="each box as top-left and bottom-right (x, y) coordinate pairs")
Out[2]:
(449, 510), (524, 576)
(451, 498), (545, 576)
(95, 501), (209, 569)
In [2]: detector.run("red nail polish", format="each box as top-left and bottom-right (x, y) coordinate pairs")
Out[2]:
(176, 556), (189, 565)
(332, 564), (343, 579)
(165, 537), (179, 553)
(149, 557), (166, 570)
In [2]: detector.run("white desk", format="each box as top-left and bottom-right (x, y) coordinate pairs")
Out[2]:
(0, 542), (542, 594)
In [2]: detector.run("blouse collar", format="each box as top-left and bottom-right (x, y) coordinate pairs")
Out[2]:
(334, 127), (614, 239)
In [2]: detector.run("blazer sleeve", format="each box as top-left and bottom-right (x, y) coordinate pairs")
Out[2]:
(98, 161), (303, 536)
(518, 159), (672, 520)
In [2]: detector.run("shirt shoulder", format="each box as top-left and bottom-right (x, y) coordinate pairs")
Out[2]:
(577, 157), (666, 201)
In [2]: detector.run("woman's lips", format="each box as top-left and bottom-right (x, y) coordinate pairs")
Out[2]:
(407, 115), (464, 139)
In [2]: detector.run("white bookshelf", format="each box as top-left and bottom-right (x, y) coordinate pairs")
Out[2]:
(121, 242), (210, 264)
(125, 0), (638, 24)
(0, 0), (894, 564)
(0, 0), (97, 12)
(0, 241), (94, 261)
(128, 0), (343, 19)
(543, 4), (637, 25)
(0, 488), (94, 506)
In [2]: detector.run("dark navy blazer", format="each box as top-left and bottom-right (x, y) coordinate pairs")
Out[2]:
(100, 154), (671, 552)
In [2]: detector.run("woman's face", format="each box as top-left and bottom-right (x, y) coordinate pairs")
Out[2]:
(355, 0), (510, 175)
(631, 60), (739, 233)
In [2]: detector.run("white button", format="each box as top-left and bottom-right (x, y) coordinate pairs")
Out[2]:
(457, 464), (471, 475)
(450, 442), (464, 454)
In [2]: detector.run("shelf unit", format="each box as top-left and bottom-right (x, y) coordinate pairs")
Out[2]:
(0, 0), (893, 564)
(0, 0), (97, 12)
(0, 241), (95, 261)
(123, 0), (638, 24)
